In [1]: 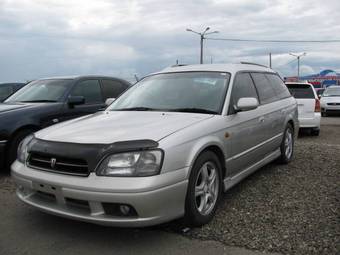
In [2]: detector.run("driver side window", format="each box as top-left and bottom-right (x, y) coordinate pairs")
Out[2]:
(229, 73), (259, 114)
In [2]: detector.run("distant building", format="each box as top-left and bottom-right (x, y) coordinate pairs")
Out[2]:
(285, 69), (340, 88)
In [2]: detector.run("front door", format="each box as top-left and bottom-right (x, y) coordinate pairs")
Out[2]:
(225, 72), (266, 176)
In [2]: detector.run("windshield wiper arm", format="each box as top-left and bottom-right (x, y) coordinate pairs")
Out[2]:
(20, 100), (58, 103)
(169, 108), (218, 114)
(112, 107), (159, 111)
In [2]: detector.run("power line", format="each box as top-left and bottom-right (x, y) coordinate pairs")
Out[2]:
(274, 58), (297, 69)
(206, 38), (340, 43)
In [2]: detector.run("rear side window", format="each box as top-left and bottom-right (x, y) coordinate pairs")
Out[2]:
(101, 80), (128, 100)
(231, 73), (259, 107)
(265, 74), (291, 99)
(286, 84), (315, 99)
(71, 80), (103, 104)
(251, 73), (278, 104)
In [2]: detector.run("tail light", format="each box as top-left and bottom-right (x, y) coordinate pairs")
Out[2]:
(315, 99), (321, 112)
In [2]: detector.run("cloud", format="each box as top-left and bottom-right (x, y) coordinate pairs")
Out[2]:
(0, 0), (339, 82)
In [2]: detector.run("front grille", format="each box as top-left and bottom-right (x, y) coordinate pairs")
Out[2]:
(28, 152), (89, 176)
(327, 103), (340, 105)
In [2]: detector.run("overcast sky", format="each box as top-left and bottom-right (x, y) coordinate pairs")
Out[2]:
(0, 0), (339, 82)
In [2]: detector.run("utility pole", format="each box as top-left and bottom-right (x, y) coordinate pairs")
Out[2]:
(289, 52), (306, 81)
(269, 52), (272, 68)
(186, 27), (219, 64)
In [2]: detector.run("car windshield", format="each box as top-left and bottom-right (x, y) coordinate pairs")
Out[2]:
(323, 87), (340, 97)
(5, 79), (72, 103)
(108, 72), (230, 114)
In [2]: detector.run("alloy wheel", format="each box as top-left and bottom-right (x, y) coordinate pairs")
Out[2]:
(194, 161), (219, 216)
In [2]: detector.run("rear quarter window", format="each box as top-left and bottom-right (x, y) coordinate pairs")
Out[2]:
(286, 84), (315, 99)
(101, 80), (128, 100)
(265, 74), (291, 99)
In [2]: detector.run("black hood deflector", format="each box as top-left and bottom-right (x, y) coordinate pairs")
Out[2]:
(27, 138), (159, 172)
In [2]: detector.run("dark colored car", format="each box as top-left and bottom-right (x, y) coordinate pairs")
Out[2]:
(0, 75), (130, 170)
(0, 83), (27, 102)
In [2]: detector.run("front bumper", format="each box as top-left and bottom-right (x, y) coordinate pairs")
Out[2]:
(11, 161), (189, 227)
(321, 104), (340, 112)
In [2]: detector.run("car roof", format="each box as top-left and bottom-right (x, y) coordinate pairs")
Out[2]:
(0, 82), (26, 86)
(33, 75), (131, 85)
(152, 63), (276, 76)
(325, 85), (340, 89)
(37, 75), (128, 81)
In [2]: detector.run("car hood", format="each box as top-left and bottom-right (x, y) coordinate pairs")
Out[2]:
(36, 111), (214, 144)
(0, 102), (57, 113)
(0, 102), (31, 113)
(321, 96), (340, 103)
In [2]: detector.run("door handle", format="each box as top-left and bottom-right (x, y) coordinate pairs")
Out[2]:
(259, 116), (265, 123)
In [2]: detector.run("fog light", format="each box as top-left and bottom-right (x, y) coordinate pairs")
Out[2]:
(120, 205), (131, 215)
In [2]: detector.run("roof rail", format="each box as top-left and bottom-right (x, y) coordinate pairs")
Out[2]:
(171, 64), (188, 67)
(240, 62), (269, 68)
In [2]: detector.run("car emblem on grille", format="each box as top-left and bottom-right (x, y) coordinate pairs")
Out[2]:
(51, 158), (57, 169)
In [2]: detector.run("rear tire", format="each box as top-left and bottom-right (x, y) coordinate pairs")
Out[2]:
(311, 128), (320, 136)
(184, 151), (222, 227)
(6, 129), (35, 170)
(278, 123), (294, 164)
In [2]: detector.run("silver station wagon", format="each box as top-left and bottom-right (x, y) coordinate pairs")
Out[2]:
(12, 63), (298, 227)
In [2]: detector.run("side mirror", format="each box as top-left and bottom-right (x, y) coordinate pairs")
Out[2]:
(235, 97), (259, 112)
(68, 96), (85, 106)
(105, 98), (116, 106)
(318, 94), (322, 99)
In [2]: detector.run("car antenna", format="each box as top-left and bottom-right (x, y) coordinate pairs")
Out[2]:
(134, 74), (139, 82)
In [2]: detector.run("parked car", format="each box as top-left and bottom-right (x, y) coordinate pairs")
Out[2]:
(286, 82), (321, 135)
(0, 83), (26, 102)
(0, 75), (130, 170)
(12, 64), (298, 227)
(320, 86), (340, 116)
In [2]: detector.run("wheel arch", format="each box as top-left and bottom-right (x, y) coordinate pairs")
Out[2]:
(187, 138), (227, 180)
(6, 124), (40, 149)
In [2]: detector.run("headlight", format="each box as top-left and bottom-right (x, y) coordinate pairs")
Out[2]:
(96, 150), (163, 177)
(17, 134), (34, 163)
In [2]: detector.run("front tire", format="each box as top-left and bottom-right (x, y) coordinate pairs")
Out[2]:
(278, 123), (294, 164)
(184, 151), (222, 227)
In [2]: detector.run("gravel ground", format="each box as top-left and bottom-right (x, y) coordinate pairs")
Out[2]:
(181, 124), (340, 254)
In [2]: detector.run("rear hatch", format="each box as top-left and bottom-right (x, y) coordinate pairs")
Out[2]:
(286, 84), (316, 118)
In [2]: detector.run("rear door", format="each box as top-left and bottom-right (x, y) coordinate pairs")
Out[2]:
(100, 79), (129, 101)
(251, 72), (282, 154)
(286, 84), (316, 119)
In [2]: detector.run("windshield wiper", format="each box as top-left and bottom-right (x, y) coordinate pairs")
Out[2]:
(20, 100), (58, 103)
(169, 108), (218, 114)
(112, 107), (159, 111)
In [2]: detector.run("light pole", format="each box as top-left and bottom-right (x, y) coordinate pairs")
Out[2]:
(186, 27), (219, 64)
(289, 52), (306, 81)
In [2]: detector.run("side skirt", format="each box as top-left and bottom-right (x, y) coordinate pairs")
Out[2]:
(223, 148), (281, 192)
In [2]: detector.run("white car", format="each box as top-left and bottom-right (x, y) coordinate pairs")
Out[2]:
(12, 64), (298, 227)
(320, 86), (340, 116)
(286, 82), (321, 136)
